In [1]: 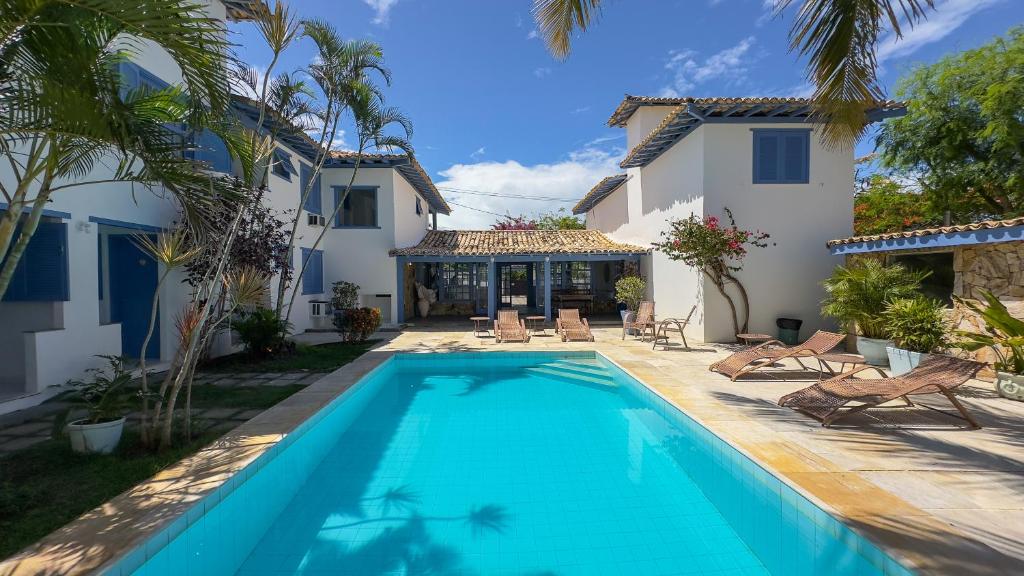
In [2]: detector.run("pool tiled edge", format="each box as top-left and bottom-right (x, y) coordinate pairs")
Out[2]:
(594, 347), (1020, 576)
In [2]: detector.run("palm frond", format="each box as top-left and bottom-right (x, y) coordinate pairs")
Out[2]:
(532, 0), (602, 60)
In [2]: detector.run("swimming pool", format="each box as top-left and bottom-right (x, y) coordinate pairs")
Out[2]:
(114, 352), (913, 575)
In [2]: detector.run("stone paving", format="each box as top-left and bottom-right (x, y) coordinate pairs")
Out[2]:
(2, 324), (1023, 576)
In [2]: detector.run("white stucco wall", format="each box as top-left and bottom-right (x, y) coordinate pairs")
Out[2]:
(591, 117), (853, 343)
(626, 106), (677, 150)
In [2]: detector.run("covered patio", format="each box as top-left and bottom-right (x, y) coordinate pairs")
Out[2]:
(389, 230), (648, 323)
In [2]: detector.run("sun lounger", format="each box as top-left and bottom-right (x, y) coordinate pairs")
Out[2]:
(778, 355), (986, 428)
(556, 308), (594, 342)
(494, 309), (529, 343)
(709, 330), (846, 381)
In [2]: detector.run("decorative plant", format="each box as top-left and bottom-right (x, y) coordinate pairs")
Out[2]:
(55, 356), (138, 428)
(614, 275), (646, 312)
(333, 307), (382, 342)
(234, 307), (290, 358)
(956, 291), (1024, 375)
(883, 297), (949, 353)
(331, 281), (361, 311)
(653, 208), (770, 334)
(821, 259), (927, 340)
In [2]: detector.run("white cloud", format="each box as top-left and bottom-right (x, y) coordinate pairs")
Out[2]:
(527, 29), (539, 40)
(435, 147), (623, 229)
(533, 66), (552, 78)
(583, 134), (623, 147)
(363, 0), (398, 25)
(660, 37), (758, 96)
(470, 146), (486, 160)
(571, 105), (592, 114)
(876, 0), (1002, 63)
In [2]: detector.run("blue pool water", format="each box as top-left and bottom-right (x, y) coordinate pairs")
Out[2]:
(119, 352), (913, 576)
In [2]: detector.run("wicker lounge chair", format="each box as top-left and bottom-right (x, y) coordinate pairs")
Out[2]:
(494, 309), (529, 343)
(556, 308), (594, 342)
(652, 305), (697, 350)
(622, 301), (655, 341)
(778, 355), (986, 428)
(709, 330), (846, 381)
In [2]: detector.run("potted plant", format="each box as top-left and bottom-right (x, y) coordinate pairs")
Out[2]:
(821, 259), (927, 366)
(615, 275), (646, 329)
(56, 356), (137, 454)
(956, 291), (1024, 401)
(883, 296), (949, 375)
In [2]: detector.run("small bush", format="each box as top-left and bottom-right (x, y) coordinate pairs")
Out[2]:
(331, 281), (360, 311)
(614, 275), (646, 312)
(883, 297), (949, 353)
(234, 307), (289, 358)
(821, 259), (928, 339)
(333, 307), (382, 342)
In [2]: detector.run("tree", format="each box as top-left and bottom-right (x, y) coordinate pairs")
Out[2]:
(0, 0), (235, 300)
(492, 214), (537, 230)
(536, 209), (585, 230)
(531, 0), (935, 149)
(853, 173), (933, 235)
(652, 208), (771, 336)
(877, 27), (1024, 223)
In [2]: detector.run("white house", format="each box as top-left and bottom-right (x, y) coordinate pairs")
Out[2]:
(0, 1), (450, 413)
(575, 95), (904, 343)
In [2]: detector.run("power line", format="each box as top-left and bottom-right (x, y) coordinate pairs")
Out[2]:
(445, 200), (510, 218)
(438, 186), (582, 203)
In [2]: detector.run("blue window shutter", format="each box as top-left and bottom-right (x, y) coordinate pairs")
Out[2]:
(301, 248), (324, 294)
(313, 172), (322, 214)
(119, 62), (140, 96)
(754, 132), (780, 183)
(2, 220), (69, 302)
(300, 164), (322, 214)
(782, 132), (809, 183)
(334, 187), (343, 227)
(194, 130), (231, 173)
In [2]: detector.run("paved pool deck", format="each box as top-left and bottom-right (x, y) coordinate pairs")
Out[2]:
(2, 325), (1022, 575)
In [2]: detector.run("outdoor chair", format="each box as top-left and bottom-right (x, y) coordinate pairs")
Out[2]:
(652, 305), (697, 350)
(778, 355), (986, 429)
(709, 330), (846, 381)
(622, 301), (655, 341)
(495, 309), (529, 343)
(556, 308), (594, 342)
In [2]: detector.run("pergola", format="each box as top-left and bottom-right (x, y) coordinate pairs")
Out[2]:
(390, 230), (648, 323)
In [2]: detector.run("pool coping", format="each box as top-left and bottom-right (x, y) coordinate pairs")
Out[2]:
(0, 344), (1017, 575)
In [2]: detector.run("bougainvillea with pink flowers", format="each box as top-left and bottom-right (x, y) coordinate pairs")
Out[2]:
(652, 208), (771, 336)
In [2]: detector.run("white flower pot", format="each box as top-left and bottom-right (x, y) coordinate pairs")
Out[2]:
(886, 346), (928, 376)
(417, 299), (430, 318)
(995, 372), (1024, 402)
(67, 417), (125, 454)
(857, 336), (894, 366)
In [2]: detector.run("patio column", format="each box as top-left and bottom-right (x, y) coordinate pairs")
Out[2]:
(544, 256), (552, 322)
(395, 257), (406, 324)
(487, 257), (496, 320)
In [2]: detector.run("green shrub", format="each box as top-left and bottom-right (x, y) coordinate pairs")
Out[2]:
(56, 355), (137, 426)
(330, 281), (360, 311)
(956, 290), (1024, 375)
(333, 307), (382, 342)
(883, 297), (949, 353)
(614, 275), (646, 312)
(234, 307), (289, 358)
(821, 259), (928, 339)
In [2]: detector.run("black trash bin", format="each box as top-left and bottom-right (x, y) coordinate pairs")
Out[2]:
(776, 317), (803, 345)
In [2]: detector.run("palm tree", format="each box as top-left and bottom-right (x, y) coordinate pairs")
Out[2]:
(531, 0), (934, 148)
(0, 0), (234, 300)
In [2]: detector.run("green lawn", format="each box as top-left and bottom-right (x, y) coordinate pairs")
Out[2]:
(0, 341), (377, 561)
(198, 340), (379, 373)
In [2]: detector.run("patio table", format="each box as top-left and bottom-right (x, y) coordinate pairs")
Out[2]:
(470, 316), (490, 337)
(525, 315), (546, 335)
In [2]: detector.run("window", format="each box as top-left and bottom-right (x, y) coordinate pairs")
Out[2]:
(416, 197), (423, 216)
(1, 218), (69, 302)
(190, 130), (232, 173)
(888, 252), (955, 306)
(272, 148), (296, 181)
(551, 262), (591, 291)
(440, 263), (473, 301)
(299, 164), (322, 214)
(119, 61), (169, 94)
(335, 187), (378, 227)
(753, 129), (810, 184)
(300, 248), (324, 295)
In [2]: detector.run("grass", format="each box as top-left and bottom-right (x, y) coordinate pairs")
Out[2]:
(198, 340), (379, 373)
(0, 340), (377, 561)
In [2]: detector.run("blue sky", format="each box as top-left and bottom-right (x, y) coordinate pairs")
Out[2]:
(229, 0), (1021, 228)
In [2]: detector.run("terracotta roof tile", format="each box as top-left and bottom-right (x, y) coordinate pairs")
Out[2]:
(827, 217), (1024, 248)
(573, 174), (628, 215)
(389, 230), (649, 257)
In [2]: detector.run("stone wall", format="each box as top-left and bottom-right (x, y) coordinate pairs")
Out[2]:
(950, 242), (1024, 366)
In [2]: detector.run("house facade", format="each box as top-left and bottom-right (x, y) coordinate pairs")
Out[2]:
(0, 0), (449, 413)
(576, 95), (905, 342)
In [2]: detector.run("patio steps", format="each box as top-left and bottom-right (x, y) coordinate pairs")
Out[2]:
(540, 360), (609, 379)
(526, 362), (618, 389)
